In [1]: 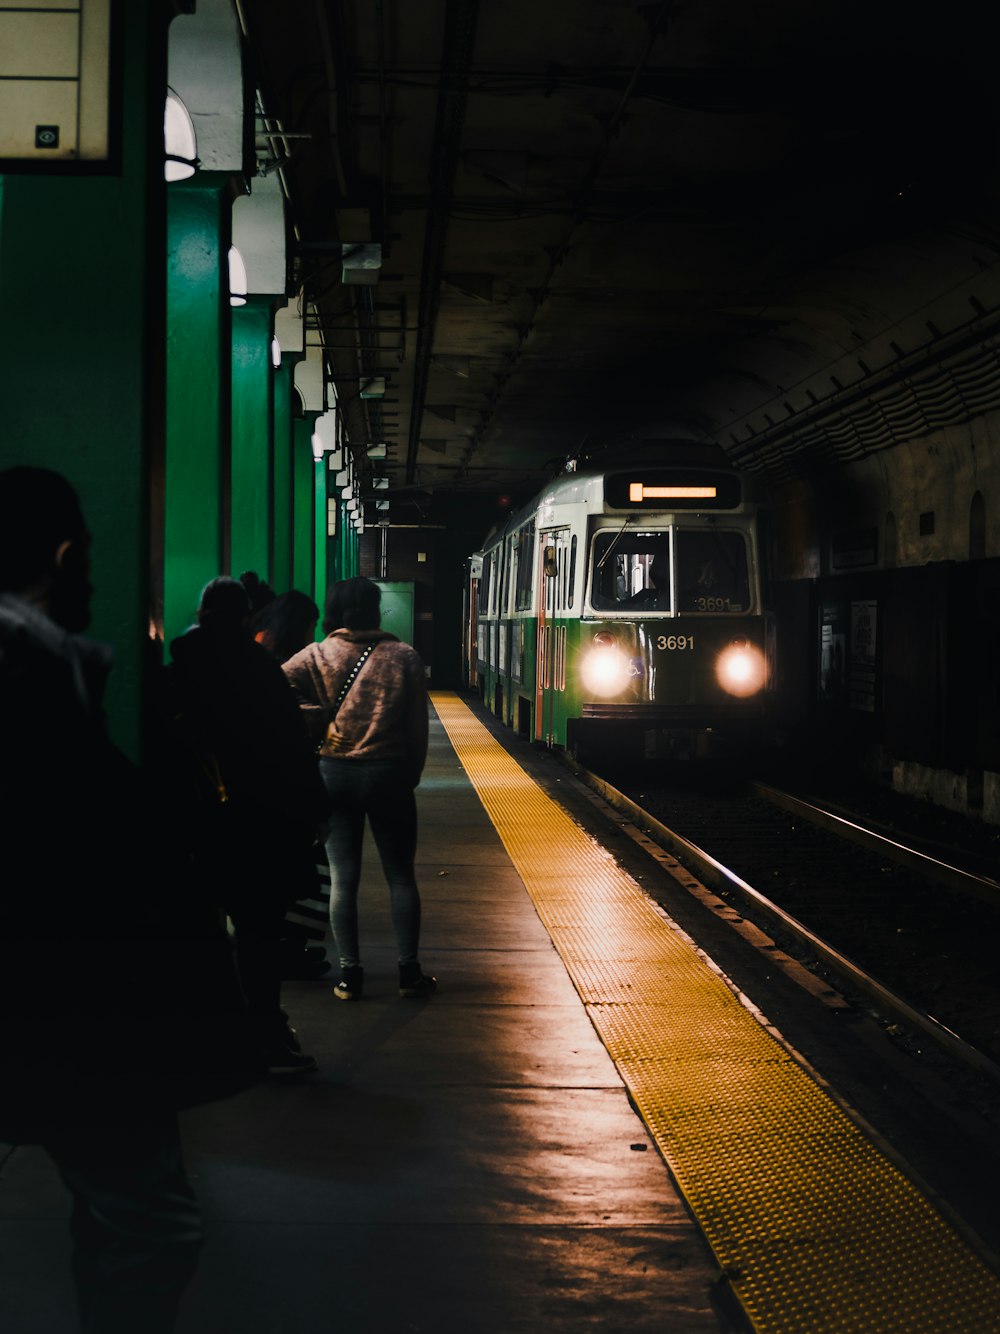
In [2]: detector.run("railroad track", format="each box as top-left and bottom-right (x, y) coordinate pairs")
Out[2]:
(570, 761), (1000, 1085)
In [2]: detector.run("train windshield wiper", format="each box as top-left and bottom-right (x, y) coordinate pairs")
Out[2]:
(596, 517), (633, 570)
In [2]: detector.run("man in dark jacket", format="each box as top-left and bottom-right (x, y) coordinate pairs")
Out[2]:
(0, 467), (259, 1334)
(165, 577), (330, 1074)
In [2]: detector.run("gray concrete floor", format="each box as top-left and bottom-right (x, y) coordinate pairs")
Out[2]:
(0, 715), (729, 1333)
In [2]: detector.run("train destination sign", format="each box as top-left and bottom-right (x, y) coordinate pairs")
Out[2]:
(629, 484), (718, 502)
(605, 470), (742, 509)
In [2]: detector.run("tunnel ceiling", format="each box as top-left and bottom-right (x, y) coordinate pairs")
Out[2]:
(239, 0), (1000, 513)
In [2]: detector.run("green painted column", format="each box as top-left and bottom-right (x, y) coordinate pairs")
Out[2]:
(293, 414), (318, 599)
(164, 176), (230, 648)
(0, 6), (162, 759)
(333, 502), (348, 582)
(314, 452), (329, 620)
(337, 506), (359, 581)
(272, 359), (294, 592)
(230, 296), (273, 583)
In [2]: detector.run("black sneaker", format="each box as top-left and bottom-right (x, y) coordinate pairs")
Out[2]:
(260, 1020), (317, 1076)
(399, 963), (437, 998)
(333, 964), (363, 1001)
(264, 1044), (318, 1076)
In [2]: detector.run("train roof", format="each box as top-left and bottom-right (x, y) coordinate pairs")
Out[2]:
(477, 447), (767, 552)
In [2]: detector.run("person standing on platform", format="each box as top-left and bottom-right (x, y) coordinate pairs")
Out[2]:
(250, 588), (319, 665)
(0, 466), (259, 1334)
(249, 588), (329, 980)
(283, 576), (436, 1001)
(165, 577), (330, 1075)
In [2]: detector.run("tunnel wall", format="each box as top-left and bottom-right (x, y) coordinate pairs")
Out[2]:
(773, 411), (1000, 821)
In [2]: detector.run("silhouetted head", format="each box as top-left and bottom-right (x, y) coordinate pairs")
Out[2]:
(197, 576), (252, 635)
(239, 569), (275, 614)
(648, 557), (667, 588)
(323, 576), (381, 634)
(251, 589), (320, 662)
(0, 466), (92, 632)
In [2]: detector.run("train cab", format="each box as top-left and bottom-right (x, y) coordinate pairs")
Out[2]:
(468, 451), (774, 761)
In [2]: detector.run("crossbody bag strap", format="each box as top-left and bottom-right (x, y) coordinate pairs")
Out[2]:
(333, 642), (377, 714)
(317, 642), (379, 755)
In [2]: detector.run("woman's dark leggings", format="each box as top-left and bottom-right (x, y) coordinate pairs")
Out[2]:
(319, 757), (421, 968)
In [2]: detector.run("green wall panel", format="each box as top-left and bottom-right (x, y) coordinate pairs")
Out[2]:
(375, 581), (415, 644)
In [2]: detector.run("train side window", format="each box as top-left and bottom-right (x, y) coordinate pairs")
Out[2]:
(568, 535), (577, 608)
(478, 553), (491, 613)
(675, 530), (749, 613)
(516, 521), (535, 610)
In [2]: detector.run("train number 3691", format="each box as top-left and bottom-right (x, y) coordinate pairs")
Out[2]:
(656, 635), (694, 651)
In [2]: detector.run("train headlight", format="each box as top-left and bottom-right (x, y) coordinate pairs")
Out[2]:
(580, 646), (630, 697)
(715, 640), (765, 697)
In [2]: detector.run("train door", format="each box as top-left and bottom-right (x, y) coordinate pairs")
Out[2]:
(535, 527), (570, 744)
(463, 554), (482, 689)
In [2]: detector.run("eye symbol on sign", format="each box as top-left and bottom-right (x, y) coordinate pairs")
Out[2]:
(35, 126), (60, 148)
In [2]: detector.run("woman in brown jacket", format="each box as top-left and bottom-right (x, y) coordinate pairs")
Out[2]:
(283, 577), (436, 1001)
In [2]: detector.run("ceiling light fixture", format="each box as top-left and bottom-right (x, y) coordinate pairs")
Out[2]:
(341, 242), (382, 287)
(164, 89), (197, 181)
(228, 246), (248, 307)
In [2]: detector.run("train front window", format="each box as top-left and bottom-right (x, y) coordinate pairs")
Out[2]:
(675, 530), (749, 612)
(590, 531), (670, 612)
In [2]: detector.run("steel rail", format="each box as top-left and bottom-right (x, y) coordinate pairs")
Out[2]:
(572, 763), (1000, 1086)
(749, 781), (1000, 905)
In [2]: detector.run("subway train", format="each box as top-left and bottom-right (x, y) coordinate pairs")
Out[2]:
(462, 447), (775, 760)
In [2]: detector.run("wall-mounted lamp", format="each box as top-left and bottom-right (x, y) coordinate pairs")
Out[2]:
(342, 242), (382, 287)
(164, 89), (198, 181)
(311, 410), (337, 460)
(311, 432), (324, 462)
(271, 337), (281, 369)
(228, 246), (248, 307)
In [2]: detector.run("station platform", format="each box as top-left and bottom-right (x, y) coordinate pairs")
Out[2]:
(3, 693), (1000, 1332)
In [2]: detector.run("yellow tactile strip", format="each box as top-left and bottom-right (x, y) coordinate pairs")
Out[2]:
(431, 692), (1000, 1333)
